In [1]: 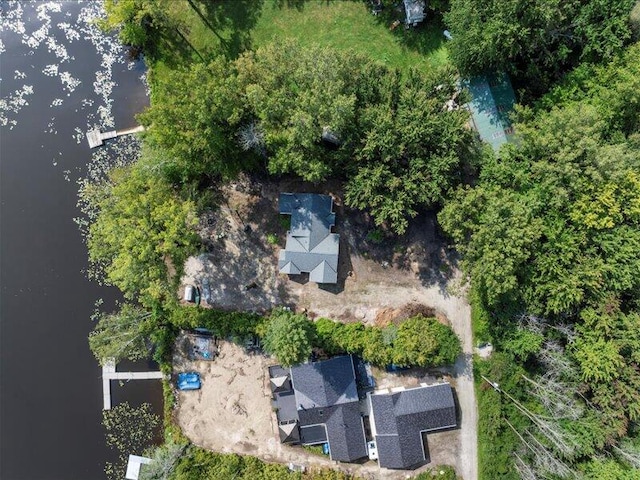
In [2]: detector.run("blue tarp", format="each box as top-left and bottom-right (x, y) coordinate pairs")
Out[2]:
(177, 372), (201, 391)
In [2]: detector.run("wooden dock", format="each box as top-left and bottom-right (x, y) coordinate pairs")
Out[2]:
(87, 125), (145, 149)
(102, 358), (164, 410)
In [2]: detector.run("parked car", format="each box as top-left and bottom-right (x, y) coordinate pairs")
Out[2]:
(177, 372), (201, 391)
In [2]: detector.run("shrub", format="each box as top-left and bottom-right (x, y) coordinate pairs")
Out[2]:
(392, 316), (462, 367)
(169, 306), (263, 343)
(313, 315), (460, 368)
(262, 308), (315, 367)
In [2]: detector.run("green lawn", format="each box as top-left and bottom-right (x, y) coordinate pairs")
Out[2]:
(159, 0), (449, 72)
(252, 1), (449, 71)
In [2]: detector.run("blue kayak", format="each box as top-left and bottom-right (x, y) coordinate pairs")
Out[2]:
(177, 372), (201, 390)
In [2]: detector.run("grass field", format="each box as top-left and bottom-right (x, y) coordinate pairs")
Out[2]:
(157, 0), (449, 72)
(252, 1), (449, 70)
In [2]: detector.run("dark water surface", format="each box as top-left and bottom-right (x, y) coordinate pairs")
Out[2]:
(1, 2), (158, 479)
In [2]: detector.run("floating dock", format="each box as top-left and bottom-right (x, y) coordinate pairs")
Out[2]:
(102, 358), (164, 410)
(87, 125), (145, 149)
(125, 454), (152, 480)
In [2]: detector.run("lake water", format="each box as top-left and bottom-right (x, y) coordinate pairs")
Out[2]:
(0, 2), (160, 479)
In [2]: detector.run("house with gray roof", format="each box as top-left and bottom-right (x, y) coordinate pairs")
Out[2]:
(269, 358), (457, 469)
(269, 356), (367, 463)
(368, 383), (457, 469)
(278, 193), (339, 284)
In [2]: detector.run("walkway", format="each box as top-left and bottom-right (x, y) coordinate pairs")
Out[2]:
(87, 125), (144, 148)
(102, 358), (164, 410)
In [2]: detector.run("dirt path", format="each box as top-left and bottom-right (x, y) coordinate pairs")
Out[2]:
(295, 262), (477, 480)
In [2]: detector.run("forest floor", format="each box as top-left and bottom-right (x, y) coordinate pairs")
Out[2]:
(179, 175), (477, 479)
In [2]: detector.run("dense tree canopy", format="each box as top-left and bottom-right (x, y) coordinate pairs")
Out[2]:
(82, 155), (199, 305)
(138, 58), (247, 183)
(344, 67), (475, 234)
(138, 40), (479, 232)
(445, 0), (637, 94)
(236, 40), (363, 182)
(440, 46), (640, 315)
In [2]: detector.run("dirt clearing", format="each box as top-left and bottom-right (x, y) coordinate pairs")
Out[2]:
(178, 176), (477, 479)
(175, 340), (462, 479)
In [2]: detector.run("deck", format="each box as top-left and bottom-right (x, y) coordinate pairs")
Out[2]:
(102, 358), (164, 410)
(87, 125), (145, 149)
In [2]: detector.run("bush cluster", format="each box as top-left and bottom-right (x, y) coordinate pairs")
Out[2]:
(169, 305), (264, 343)
(314, 315), (461, 368)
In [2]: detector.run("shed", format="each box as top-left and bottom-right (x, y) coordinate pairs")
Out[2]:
(403, 0), (426, 26)
(463, 72), (516, 152)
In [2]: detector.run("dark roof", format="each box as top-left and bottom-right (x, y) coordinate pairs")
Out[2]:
(278, 193), (339, 284)
(270, 375), (292, 395)
(279, 422), (300, 444)
(274, 390), (298, 424)
(290, 356), (367, 462)
(371, 383), (456, 469)
(300, 424), (327, 444)
(269, 365), (290, 378)
(290, 355), (358, 409)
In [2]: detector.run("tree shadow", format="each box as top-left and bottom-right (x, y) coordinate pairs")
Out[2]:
(153, 28), (202, 68)
(343, 209), (455, 297)
(271, 0), (339, 11)
(369, 1), (448, 61)
(191, 0), (265, 59)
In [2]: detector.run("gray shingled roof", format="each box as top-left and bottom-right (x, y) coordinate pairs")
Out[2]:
(290, 356), (367, 463)
(278, 193), (339, 284)
(370, 383), (456, 469)
(300, 424), (327, 445)
(279, 422), (300, 444)
(274, 390), (298, 424)
(290, 355), (358, 409)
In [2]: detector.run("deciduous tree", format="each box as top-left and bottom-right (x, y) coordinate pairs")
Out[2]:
(345, 67), (476, 234)
(89, 303), (152, 364)
(262, 308), (314, 367)
(445, 0), (636, 94)
(137, 58), (247, 183)
(392, 315), (461, 367)
(236, 40), (362, 182)
(83, 158), (199, 305)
